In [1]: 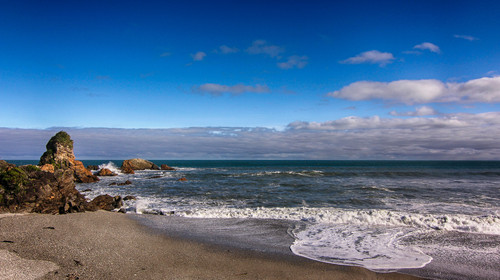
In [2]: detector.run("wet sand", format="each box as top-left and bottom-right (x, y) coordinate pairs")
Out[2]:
(0, 211), (422, 280)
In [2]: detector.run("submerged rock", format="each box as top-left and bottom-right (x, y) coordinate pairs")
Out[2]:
(117, 180), (132, 186)
(121, 158), (159, 171)
(161, 164), (176, 171)
(38, 131), (99, 183)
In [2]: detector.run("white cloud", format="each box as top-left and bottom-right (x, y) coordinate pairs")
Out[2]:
(340, 50), (395, 66)
(191, 51), (206, 61)
(390, 106), (438, 116)
(3, 112), (500, 160)
(246, 40), (285, 58)
(413, 42), (441, 53)
(217, 45), (239, 54)
(194, 83), (270, 96)
(454, 34), (479, 41)
(328, 76), (500, 104)
(329, 79), (445, 104)
(277, 55), (308, 69)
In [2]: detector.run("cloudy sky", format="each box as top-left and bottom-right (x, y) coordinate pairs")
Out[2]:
(1, 0), (500, 159)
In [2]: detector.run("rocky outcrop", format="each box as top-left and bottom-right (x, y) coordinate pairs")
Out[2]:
(96, 168), (117, 176)
(121, 158), (159, 171)
(0, 132), (140, 215)
(0, 164), (88, 214)
(161, 164), (176, 171)
(39, 131), (99, 183)
(0, 160), (15, 171)
(87, 195), (123, 211)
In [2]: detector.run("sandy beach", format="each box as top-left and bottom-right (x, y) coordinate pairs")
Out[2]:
(0, 211), (422, 280)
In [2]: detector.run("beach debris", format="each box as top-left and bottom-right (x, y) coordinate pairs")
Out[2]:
(161, 164), (176, 171)
(96, 168), (117, 177)
(142, 209), (165, 215)
(177, 177), (188, 181)
(121, 158), (160, 171)
(43, 226), (55, 230)
(73, 259), (83, 266)
(1, 240), (14, 243)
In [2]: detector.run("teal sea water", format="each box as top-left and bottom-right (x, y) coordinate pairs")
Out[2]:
(9, 160), (500, 279)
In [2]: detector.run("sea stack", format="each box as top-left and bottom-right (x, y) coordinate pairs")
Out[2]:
(39, 131), (99, 183)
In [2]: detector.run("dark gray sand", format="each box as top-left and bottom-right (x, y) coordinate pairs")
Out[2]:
(0, 211), (422, 280)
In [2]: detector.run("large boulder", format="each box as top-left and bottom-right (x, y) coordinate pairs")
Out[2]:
(0, 164), (88, 214)
(39, 131), (99, 183)
(87, 195), (123, 211)
(121, 158), (159, 171)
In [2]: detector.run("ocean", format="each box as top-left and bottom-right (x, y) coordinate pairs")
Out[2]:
(10, 160), (500, 279)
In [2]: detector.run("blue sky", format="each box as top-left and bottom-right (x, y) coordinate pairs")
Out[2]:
(1, 0), (500, 159)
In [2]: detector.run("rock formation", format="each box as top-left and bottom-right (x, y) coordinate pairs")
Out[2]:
(0, 163), (88, 214)
(86, 165), (99, 171)
(121, 158), (160, 171)
(121, 166), (135, 174)
(39, 131), (99, 183)
(86, 195), (123, 211)
(0, 132), (134, 214)
(161, 164), (176, 171)
(96, 168), (117, 176)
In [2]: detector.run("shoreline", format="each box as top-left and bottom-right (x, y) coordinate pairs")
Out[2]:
(0, 211), (423, 280)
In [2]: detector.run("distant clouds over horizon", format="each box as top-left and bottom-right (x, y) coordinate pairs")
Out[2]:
(2, 110), (500, 160)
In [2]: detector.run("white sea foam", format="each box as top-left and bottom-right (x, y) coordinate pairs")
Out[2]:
(169, 207), (500, 235)
(166, 206), (498, 271)
(290, 224), (432, 271)
(98, 161), (121, 174)
(231, 170), (325, 177)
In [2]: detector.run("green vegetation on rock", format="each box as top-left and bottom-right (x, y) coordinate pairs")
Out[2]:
(46, 131), (73, 150)
(39, 131), (74, 167)
(0, 167), (28, 194)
